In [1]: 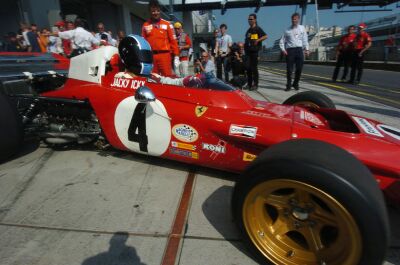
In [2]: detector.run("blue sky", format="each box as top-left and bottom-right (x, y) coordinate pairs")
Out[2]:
(213, 3), (399, 47)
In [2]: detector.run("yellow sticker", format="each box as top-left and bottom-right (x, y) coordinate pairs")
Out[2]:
(171, 141), (196, 151)
(243, 152), (257, 162)
(195, 106), (208, 117)
(250, 34), (258, 40)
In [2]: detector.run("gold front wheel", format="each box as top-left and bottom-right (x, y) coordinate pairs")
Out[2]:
(243, 179), (361, 265)
(232, 139), (389, 265)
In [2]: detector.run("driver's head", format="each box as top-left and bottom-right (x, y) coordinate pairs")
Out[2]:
(118, 35), (153, 76)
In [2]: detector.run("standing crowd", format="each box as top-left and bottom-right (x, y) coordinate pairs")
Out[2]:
(1, 0), (373, 89)
(2, 19), (125, 58)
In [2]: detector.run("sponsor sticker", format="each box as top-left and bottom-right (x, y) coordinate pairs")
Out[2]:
(243, 152), (257, 162)
(195, 106), (208, 117)
(202, 142), (226, 154)
(300, 110), (324, 126)
(242, 110), (271, 118)
(169, 147), (199, 159)
(352, 117), (383, 137)
(172, 124), (199, 143)
(202, 140), (227, 160)
(171, 141), (196, 151)
(229, 124), (257, 139)
(377, 124), (400, 140)
(110, 77), (146, 90)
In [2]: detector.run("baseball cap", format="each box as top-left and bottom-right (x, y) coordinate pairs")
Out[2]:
(358, 23), (366, 29)
(174, 22), (182, 29)
(55, 21), (65, 27)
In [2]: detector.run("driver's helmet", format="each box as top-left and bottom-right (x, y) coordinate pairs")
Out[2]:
(118, 34), (153, 76)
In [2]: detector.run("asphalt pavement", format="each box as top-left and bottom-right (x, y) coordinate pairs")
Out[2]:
(0, 67), (399, 265)
(260, 61), (400, 109)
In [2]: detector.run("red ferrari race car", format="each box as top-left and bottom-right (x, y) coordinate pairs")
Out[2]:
(1, 35), (399, 265)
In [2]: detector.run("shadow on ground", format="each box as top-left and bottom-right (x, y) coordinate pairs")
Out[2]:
(81, 232), (146, 265)
(0, 137), (40, 164)
(201, 185), (258, 263)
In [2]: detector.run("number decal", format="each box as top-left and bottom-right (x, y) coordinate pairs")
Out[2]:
(114, 96), (171, 156)
(128, 103), (148, 152)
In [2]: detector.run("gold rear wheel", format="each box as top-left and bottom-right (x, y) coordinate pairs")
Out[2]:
(243, 179), (362, 265)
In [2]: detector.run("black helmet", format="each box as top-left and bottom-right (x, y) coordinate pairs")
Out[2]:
(118, 35), (153, 76)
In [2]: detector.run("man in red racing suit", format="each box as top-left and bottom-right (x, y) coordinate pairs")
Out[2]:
(142, 0), (179, 77)
(349, 23), (372, 85)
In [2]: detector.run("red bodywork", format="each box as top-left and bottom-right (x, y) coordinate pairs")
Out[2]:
(41, 55), (400, 204)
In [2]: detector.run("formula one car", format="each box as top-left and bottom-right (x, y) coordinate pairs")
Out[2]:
(1, 36), (399, 265)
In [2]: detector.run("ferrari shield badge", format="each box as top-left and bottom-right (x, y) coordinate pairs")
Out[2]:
(195, 106), (208, 117)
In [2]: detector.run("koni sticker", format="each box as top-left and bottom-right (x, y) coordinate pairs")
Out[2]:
(169, 147), (199, 159)
(243, 152), (257, 162)
(229, 124), (257, 139)
(172, 124), (199, 143)
(195, 106), (208, 117)
(171, 141), (196, 151)
(202, 142), (226, 154)
(352, 117), (383, 137)
(202, 140), (227, 160)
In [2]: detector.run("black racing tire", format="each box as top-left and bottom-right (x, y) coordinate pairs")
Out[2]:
(232, 139), (389, 265)
(283, 91), (336, 109)
(0, 92), (23, 161)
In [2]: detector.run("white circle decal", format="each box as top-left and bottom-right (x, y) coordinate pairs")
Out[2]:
(114, 96), (171, 156)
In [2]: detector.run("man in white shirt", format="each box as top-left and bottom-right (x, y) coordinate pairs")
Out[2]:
(279, 13), (309, 91)
(215, 24), (232, 82)
(95, 22), (117, 46)
(55, 18), (100, 57)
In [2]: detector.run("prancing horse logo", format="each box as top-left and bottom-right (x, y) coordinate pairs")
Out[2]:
(195, 106), (208, 117)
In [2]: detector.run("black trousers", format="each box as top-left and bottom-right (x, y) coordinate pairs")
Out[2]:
(246, 52), (259, 87)
(286, 47), (304, 87)
(332, 51), (352, 81)
(216, 56), (230, 82)
(350, 50), (364, 82)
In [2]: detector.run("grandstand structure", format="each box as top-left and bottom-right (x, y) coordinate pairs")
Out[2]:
(265, 12), (400, 62)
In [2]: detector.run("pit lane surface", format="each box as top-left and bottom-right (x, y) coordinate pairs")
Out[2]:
(260, 61), (400, 109)
(0, 68), (399, 265)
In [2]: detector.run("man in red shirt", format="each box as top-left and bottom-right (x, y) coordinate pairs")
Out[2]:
(142, 0), (179, 77)
(349, 23), (372, 85)
(332, 25), (356, 82)
(174, 22), (192, 77)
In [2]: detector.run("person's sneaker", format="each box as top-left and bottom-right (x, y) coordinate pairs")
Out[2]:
(340, 78), (346, 82)
(243, 85), (250, 90)
(284, 86), (291, 91)
(292, 84), (299, 90)
(332, 79), (337, 83)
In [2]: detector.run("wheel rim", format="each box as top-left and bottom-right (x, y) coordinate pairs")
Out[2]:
(292, 101), (321, 108)
(243, 179), (362, 265)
